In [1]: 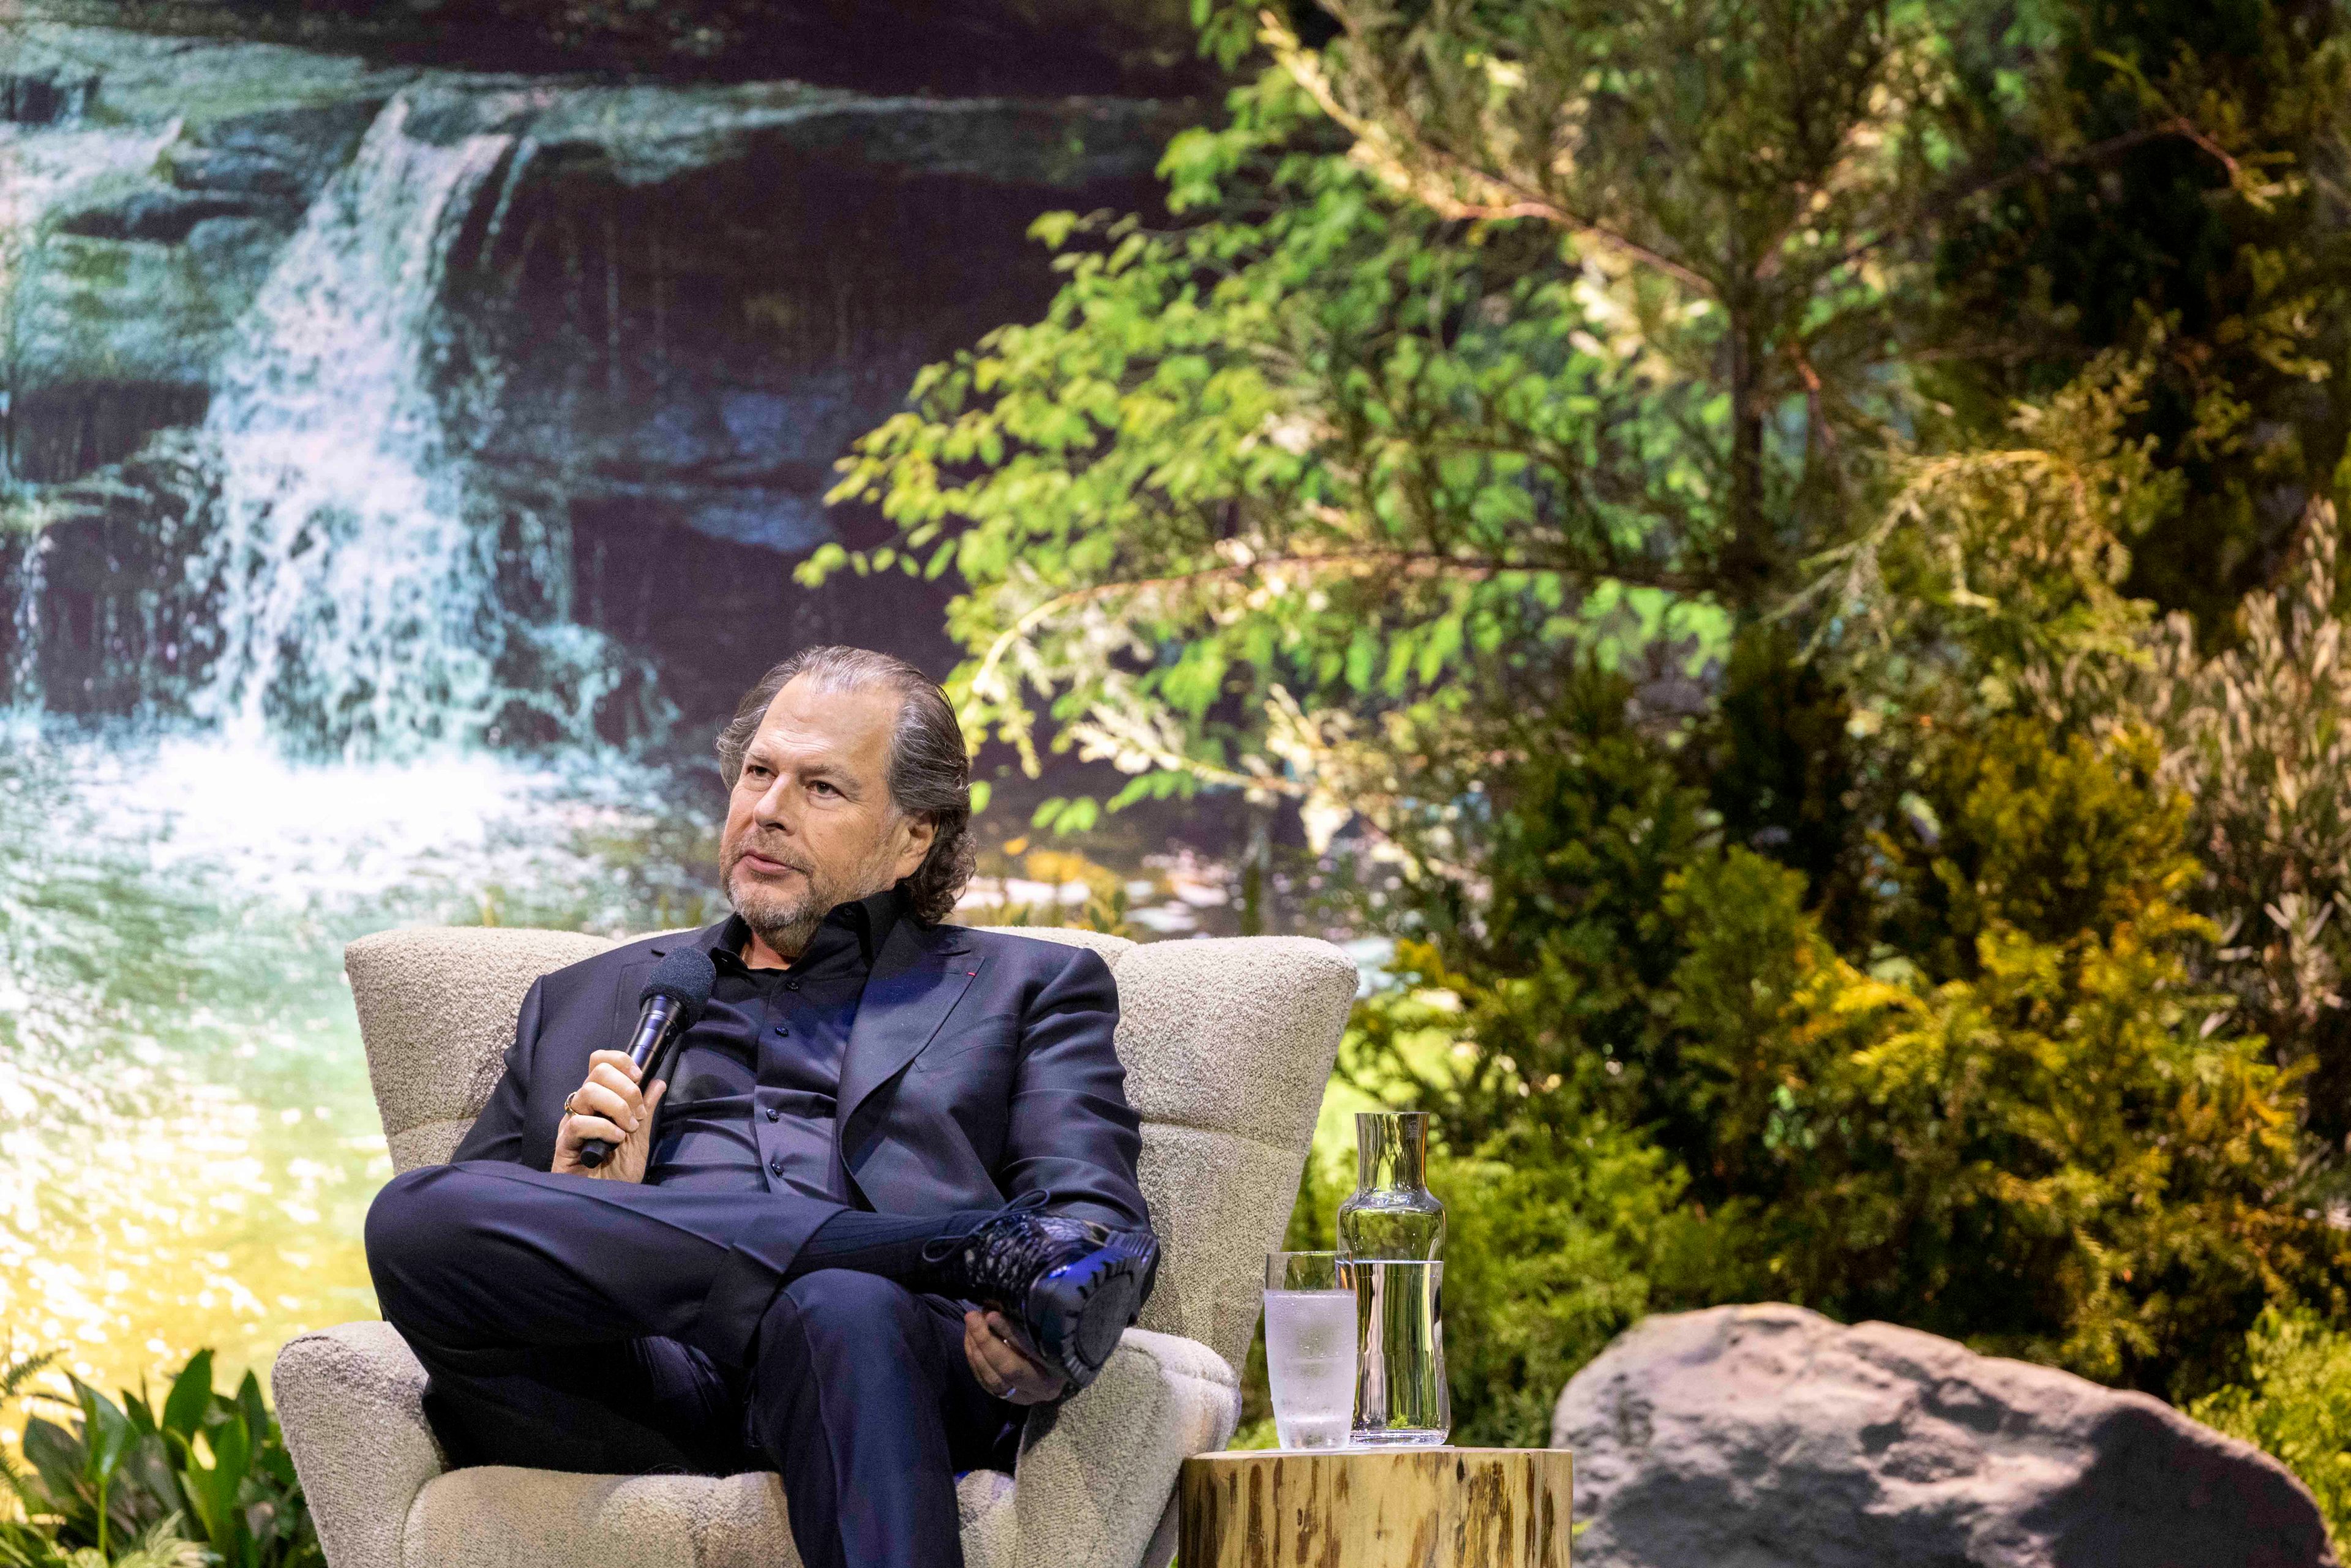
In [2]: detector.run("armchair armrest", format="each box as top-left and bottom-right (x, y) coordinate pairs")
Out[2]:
(272, 1321), (447, 1568)
(1013, 1328), (1239, 1568)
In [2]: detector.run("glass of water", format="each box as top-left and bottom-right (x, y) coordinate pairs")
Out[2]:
(1263, 1251), (1358, 1449)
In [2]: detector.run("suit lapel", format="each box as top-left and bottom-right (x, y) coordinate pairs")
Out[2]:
(609, 956), (657, 1049)
(607, 920), (725, 1049)
(838, 920), (980, 1157)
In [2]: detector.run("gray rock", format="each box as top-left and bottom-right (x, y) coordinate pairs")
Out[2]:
(159, 98), (386, 200)
(2, 31), (403, 427)
(0, 68), (97, 126)
(54, 188), (263, 244)
(1553, 1304), (2338, 1568)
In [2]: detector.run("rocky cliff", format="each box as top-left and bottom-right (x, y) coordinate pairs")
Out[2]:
(0, 15), (1179, 744)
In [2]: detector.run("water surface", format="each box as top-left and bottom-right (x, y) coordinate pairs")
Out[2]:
(0, 719), (719, 1398)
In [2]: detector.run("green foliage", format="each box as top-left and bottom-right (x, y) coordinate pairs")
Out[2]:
(1277, 0), (1949, 604)
(1872, 720), (2198, 980)
(1341, 667), (1717, 1150)
(825, 0), (2349, 897)
(4, 1352), (320, 1568)
(1929, 0), (2351, 625)
(1680, 721), (2341, 1397)
(1671, 877), (2328, 1397)
(2192, 1306), (2351, 1547)
(1431, 1119), (1679, 1446)
(828, 0), (2351, 1471)
(1298, 0), (2349, 626)
(1805, 346), (2182, 718)
(2147, 500), (2351, 1153)
(1349, 702), (2343, 1401)
(827, 66), (1727, 839)
(0, 1513), (209, 1568)
(1703, 627), (1865, 946)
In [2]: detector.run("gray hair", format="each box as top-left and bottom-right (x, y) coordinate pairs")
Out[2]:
(714, 646), (976, 924)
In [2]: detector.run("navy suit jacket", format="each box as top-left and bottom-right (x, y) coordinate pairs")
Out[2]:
(452, 916), (1153, 1272)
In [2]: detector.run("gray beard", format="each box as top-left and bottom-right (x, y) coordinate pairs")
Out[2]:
(725, 846), (902, 960)
(727, 870), (825, 960)
(740, 903), (822, 960)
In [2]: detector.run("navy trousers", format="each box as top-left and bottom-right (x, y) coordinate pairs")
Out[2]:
(364, 1161), (1019, 1568)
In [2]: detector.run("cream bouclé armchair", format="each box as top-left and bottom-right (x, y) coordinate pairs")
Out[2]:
(272, 923), (1358, 1568)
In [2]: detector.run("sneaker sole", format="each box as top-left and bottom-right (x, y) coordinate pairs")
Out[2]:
(1025, 1231), (1159, 1389)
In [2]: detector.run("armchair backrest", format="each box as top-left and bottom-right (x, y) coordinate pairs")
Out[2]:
(341, 924), (1357, 1375)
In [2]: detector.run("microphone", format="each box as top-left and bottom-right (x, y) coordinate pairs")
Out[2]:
(576, 945), (717, 1170)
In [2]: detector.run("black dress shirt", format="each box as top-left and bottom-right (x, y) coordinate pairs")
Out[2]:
(643, 890), (902, 1199)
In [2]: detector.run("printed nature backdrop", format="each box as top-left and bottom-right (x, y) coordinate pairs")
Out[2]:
(0, 0), (1239, 1397)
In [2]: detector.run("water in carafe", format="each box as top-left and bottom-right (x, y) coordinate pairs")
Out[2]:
(1337, 1111), (1450, 1445)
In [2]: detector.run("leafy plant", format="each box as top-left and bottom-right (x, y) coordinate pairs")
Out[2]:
(2143, 500), (2351, 1151)
(1430, 1120), (1679, 1446)
(2192, 1306), (2351, 1549)
(0, 1512), (209, 1568)
(826, 64), (1732, 857)
(6, 1352), (320, 1568)
(823, 0), (2351, 1466)
(1344, 705), (2345, 1402)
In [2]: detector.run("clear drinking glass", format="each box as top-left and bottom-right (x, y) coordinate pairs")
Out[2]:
(1262, 1251), (1358, 1449)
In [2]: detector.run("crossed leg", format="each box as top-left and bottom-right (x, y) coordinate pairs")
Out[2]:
(365, 1161), (1017, 1568)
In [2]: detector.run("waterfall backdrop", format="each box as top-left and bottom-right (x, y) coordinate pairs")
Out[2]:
(0, 4), (1210, 1394)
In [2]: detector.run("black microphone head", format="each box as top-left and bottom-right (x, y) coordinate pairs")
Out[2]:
(642, 945), (718, 1026)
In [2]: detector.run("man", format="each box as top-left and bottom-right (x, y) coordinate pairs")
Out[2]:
(364, 646), (1158, 1568)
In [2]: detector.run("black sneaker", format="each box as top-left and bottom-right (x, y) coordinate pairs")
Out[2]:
(921, 1192), (1160, 1390)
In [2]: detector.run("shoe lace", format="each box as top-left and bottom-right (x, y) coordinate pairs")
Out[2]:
(921, 1188), (1052, 1266)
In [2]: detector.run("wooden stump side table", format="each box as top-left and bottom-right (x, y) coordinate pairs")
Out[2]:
(1179, 1447), (1573, 1568)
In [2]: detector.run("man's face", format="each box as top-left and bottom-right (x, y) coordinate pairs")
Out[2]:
(719, 675), (936, 958)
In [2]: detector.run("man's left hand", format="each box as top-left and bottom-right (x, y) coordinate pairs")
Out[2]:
(964, 1310), (1067, 1405)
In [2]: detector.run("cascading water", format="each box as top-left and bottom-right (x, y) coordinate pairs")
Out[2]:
(189, 89), (618, 757)
(7, 531), (43, 704)
(0, 78), (705, 1390)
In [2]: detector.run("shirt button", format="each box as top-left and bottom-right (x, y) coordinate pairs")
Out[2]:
(773, 1023), (790, 1036)
(768, 1155), (786, 1176)
(765, 1107), (781, 1121)
(784, 980), (801, 992)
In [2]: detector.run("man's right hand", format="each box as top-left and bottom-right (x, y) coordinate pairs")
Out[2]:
(552, 1049), (668, 1182)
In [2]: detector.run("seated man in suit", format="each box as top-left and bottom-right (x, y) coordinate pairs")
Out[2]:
(364, 645), (1157, 1568)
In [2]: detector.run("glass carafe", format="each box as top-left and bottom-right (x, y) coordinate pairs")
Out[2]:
(1337, 1111), (1450, 1445)
(1336, 1110), (1446, 1261)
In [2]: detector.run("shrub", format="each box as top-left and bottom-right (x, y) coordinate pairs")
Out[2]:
(0, 1514), (208, 1568)
(1658, 726), (2348, 1398)
(2191, 1307), (2351, 1550)
(1431, 1118), (1680, 1445)
(1353, 707), (2349, 1407)
(2148, 501), (2351, 1151)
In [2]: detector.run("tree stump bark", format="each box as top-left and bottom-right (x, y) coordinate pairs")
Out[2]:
(1179, 1447), (1573, 1568)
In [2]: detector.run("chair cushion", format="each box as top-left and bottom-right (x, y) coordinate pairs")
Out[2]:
(345, 926), (612, 1167)
(403, 1465), (1016, 1568)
